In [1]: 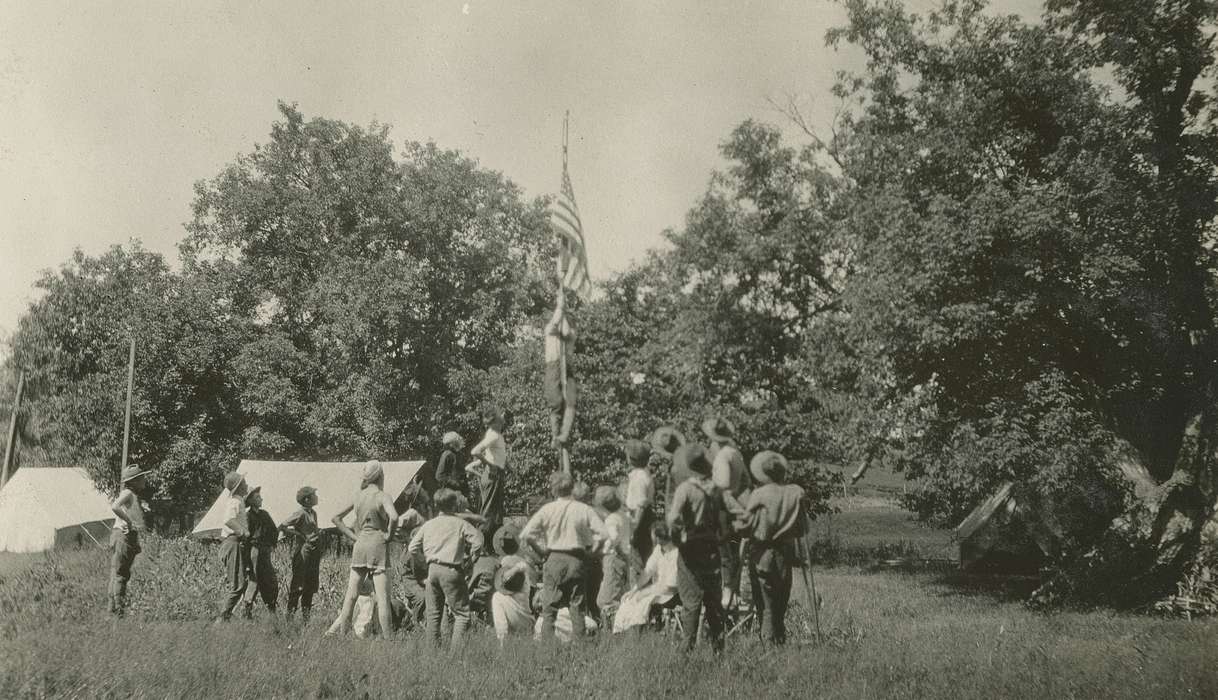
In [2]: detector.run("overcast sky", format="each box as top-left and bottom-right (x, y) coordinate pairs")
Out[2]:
(0, 0), (1040, 338)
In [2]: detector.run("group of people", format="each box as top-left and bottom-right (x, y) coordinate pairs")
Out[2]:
(105, 409), (809, 652)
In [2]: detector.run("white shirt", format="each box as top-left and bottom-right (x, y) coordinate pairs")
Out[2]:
(471, 428), (507, 468)
(625, 468), (654, 512)
(644, 546), (679, 601)
(220, 495), (249, 538)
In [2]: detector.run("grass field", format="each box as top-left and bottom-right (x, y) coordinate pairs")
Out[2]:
(1, 497), (1215, 699)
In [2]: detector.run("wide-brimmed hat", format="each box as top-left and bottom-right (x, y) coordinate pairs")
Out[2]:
(673, 443), (712, 477)
(120, 465), (149, 484)
(493, 564), (528, 595)
(701, 416), (736, 443)
(492, 523), (521, 555)
(244, 485), (262, 505)
(295, 486), (317, 505)
(223, 471), (245, 493)
(624, 439), (650, 467)
(649, 426), (686, 456)
(750, 451), (789, 485)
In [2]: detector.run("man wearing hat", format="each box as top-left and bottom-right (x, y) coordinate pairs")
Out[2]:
(280, 486), (322, 618)
(650, 425), (686, 508)
(242, 486), (278, 614)
(215, 471), (252, 622)
(108, 464), (149, 615)
(665, 444), (726, 653)
(623, 439), (656, 562)
(435, 431), (469, 502)
(702, 416), (751, 609)
(741, 451), (804, 645)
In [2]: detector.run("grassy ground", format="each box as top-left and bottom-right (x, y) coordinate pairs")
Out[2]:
(1, 498), (1215, 699)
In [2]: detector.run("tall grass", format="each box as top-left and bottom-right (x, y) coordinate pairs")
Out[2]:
(2, 501), (1216, 699)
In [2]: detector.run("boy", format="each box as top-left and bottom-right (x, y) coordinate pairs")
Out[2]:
(596, 486), (639, 627)
(215, 471), (251, 622)
(468, 545), (499, 623)
(108, 464), (149, 615)
(407, 488), (485, 648)
(623, 439), (656, 561)
(466, 406), (508, 544)
(243, 486), (278, 614)
(434, 431), (469, 501)
(702, 416), (750, 609)
(491, 562), (534, 642)
(519, 471), (607, 642)
(279, 486), (321, 618)
(665, 444), (725, 653)
(742, 451), (804, 645)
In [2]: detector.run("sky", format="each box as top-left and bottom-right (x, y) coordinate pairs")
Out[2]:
(0, 0), (1041, 339)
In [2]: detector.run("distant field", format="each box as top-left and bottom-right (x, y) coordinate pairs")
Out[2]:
(1, 497), (1214, 698)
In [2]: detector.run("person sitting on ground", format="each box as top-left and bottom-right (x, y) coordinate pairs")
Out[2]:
(468, 544), (500, 623)
(407, 488), (485, 648)
(326, 461), (398, 638)
(215, 471), (252, 623)
(108, 464), (149, 616)
(613, 521), (681, 633)
(596, 485), (640, 628)
(741, 451), (804, 646)
(243, 486), (278, 615)
(519, 470), (607, 642)
(491, 559), (535, 643)
(666, 444), (726, 653)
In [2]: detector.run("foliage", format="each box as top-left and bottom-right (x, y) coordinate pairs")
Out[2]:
(816, 0), (1218, 545)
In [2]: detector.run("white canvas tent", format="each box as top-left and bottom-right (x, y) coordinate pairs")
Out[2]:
(190, 460), (426, 539)
(0, 467), (115, 553)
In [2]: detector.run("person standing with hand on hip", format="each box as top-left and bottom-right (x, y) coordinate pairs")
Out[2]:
(108, 464), (150, 616)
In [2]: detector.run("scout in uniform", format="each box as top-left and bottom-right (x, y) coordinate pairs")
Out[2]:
(519, 471), (607, 642)
(280, 486), (321, 618)
(215, 471), (251, 622)
(407, 487), (484, 648)
(665, 444), (726, 652)
(703, 416), (751, 609)
(742, 451), (804, 645)
(243, 486), (278, 614)
(108, 464), (149, 615)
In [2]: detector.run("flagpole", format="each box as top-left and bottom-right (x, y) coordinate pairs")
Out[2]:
(557, 111), (572, 475)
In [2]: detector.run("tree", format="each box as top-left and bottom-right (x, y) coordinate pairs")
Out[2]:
(824, 0), (1218, 603)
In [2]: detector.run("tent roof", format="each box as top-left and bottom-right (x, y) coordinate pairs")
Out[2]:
(190, 459), (426, 539)
(955, 481), (1015, 542)
(0, 467), (115, 552)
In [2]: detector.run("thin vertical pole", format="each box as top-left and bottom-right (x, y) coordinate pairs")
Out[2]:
(2, 369), (26, 487)
(121, 338), (135, 471)
(557, 110), (572, 475)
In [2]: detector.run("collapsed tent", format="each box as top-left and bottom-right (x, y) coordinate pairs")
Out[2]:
(0, 467), (115, 553)
(190, 460), (426, 539)
(956, 481), (1054, 572)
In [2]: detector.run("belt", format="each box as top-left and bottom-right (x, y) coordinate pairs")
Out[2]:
(548, 548), (587, 558)
(428, 560), (462, 569)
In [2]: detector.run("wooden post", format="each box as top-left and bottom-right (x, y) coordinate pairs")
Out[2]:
(121, 338), (135, 471)
(2, 369), (26, 487)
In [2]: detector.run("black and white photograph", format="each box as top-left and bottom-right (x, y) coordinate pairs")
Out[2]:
(1, 1), (1216, 697)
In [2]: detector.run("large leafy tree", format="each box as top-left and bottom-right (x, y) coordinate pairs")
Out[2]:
(824, 0), (1218, 603)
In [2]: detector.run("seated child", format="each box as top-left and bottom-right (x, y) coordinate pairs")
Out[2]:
(352, 576), (408, 638)
(491, 563), (534, 642)
(612, 522), (680, 634)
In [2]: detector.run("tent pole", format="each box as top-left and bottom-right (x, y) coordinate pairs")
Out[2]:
(121, 338), (135, 471)
(2, 369), (25, 488)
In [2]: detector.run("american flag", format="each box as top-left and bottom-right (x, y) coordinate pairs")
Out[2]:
(549, 162), (592, 296)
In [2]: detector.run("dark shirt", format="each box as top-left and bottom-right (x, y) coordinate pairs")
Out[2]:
(666, 476), (723, 545)
(248, 507), (278, 548)
(435, 449), (466, 493)
(281, 507), (319, 557)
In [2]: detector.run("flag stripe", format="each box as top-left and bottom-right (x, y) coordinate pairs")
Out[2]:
(547, 162), (591, 297)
